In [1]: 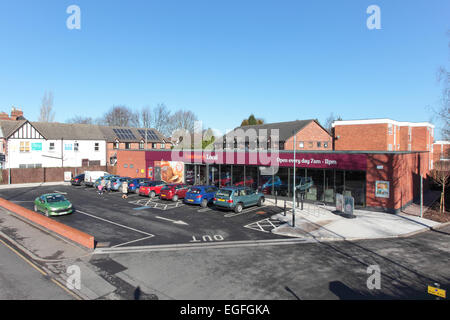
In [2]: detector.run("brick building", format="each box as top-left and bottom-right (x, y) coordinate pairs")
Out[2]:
(332, 119), (434, 153)
(433, 141), (450, 163)
(215, 119), (333, 151)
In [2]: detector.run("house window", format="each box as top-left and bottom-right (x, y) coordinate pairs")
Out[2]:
(299, 142), (304, 148)
(139, 141), (144, 149)
(160, 143), (165, 149)
(317, 141), (321, 148)
(125, 142), (131, 150)
(94, 143), (99, 151)
(308, 141), (313, 148)
(49, 142), (55, 151)
(130, 164), (134, 168)
(388, 144), (393, 151)
(124, 164), (128, 168)
(20, 141), (30, 152)
(152, 143), (156, 149)
(74, 143), (79, 151)
(408, 144), (411, 151)
(114, 141), (119, 149)
(324, 142), (328, 148)
(388, 124), (393, 135)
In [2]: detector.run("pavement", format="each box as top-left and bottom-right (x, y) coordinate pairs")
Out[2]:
(265, 198), (442, 241)
(0, 181), (70, 190)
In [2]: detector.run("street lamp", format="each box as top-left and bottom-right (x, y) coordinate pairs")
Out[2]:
(292, 130), (296, 227)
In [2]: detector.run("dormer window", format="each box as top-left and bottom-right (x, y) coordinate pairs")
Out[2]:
(114, 140), (119, 149)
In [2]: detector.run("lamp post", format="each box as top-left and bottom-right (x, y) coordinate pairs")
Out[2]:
(292, 130), (296, 227)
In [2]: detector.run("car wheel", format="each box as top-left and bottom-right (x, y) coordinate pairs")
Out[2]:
(201, 199), (208, 208)
(150, 191), (156, 198)
(172, 195), (179, 202)
(234, 203), (243, 213)
(45, 209), (50, 217)
(257, 197), (265, 207)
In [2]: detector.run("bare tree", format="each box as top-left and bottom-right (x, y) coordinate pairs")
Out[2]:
(324, 112), (342, 132)
(168, 110), (198, 135)
(66, 116), (93, 124)
(98, 105), (137, 127)
(152, 103), (171, 136)
(39, 91), (55, 122)
(431, 160), (450, 213)
(436, 66), (449, 140)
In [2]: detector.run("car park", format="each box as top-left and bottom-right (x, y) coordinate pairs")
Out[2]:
(110, 177), (131, 191)
(139, 180), (167, 198)
(71, 173), (85, 186)
(159, 184), (190, 202)
(213, 186), (265, 213)
(94, 174), (119, 188)
(184, 185), (218, 208)
(34, 193), (73, 216)
(84, 171), (110, 187)
(128, 178), (152, 193)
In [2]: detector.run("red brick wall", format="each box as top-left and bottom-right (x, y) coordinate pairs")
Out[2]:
(334, 124), (388, 151)
(433, 143), (450, 162)
(284, 121), (332, 151)
(115, 150), (146, 178)
(366, 152), (430, 211)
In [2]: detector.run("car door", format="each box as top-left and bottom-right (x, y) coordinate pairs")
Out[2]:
(39, 196), (47, 212)
(246, 188), (257, 206)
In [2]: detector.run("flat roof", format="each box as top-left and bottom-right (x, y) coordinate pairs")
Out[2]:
(332, 118), (434, 128)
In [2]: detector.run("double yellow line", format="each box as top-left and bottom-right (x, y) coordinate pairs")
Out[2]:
(0, 238), (83, 300)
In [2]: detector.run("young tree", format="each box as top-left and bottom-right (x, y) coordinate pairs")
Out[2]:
(39, 91), (55, 122)
(431, 160), (450, 213)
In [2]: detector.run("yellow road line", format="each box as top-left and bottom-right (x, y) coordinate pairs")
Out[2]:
(0, 237), (83, 300)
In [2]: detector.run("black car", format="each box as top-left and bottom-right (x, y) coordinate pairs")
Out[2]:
(71, 173), (85, 186)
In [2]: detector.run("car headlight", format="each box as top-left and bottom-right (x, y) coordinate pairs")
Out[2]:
(68, 204), (72, 208)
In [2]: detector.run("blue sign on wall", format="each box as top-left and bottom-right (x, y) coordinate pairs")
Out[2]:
(31, 143), (42, 151)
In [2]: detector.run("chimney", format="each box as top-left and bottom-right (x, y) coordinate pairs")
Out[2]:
(0, 112), (9, 120)
(10, 106), (24, 120)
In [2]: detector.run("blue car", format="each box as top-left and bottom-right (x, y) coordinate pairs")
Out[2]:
(110, 177), (131, 191)
(184, 185), (218, 208)
(127, 178), (152, 193)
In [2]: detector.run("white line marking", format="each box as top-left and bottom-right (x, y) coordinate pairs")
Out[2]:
(93, 238), (315, 254)
(155, 216), (189, 225)
(54, 191), (67, 195)
(76, 209), (154, 236)
(111, 236), (154, 248)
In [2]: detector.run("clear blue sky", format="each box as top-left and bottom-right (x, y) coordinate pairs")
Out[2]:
(0, 0), (448, 137)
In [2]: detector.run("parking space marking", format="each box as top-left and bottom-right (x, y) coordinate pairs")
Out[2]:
(111, 236), (154, 248)
(224, 206), (266, 218)
(54, 190), (68, 195)
(244, 218), (284, 233)
(197, 207), (213, 213)
(128, 198), (185, 211)
(75, 209), (154, 237)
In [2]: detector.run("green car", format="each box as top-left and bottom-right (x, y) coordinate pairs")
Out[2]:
(213, 186), (265, 213)
(34, 193), (73, 216)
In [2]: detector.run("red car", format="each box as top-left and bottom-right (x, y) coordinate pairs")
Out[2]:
(139, 180), (167, 198)
(159, 184), (190, 202)
(233, 177), (254, 187)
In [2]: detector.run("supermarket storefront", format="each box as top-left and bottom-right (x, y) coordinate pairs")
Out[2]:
(140, 150), (368, 207)
(115, 149), (430, 212)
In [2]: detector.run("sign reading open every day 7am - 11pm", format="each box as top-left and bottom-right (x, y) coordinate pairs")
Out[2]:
(428, 286), (446, 298)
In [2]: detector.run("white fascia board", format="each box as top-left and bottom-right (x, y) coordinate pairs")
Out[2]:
(434, 141), (450, 145)
(332, 119), (435, 128)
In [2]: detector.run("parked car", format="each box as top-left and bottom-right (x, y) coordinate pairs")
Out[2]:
(128, 178), (152, 193)
(213, 186), (264, 213)
(159, 184), (190, 202)
(139, 180), (167, 198)
(110, 177), (131, 191)
(94, 174), (119, 188)
(71, 173), (85, 186)
(84, 171), (109, 187)
(184, 185), (218, 208)
(34, 193), (73, 217)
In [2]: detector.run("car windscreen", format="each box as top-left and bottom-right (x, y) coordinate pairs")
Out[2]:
(216, 190), (232, 198)
(46, 195), (66, 203)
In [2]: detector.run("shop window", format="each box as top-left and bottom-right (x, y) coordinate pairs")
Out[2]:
(94, 143), (99, 151)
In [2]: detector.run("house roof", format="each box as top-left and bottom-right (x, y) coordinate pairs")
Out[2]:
(215, 119), (326, 143)
(0, 120), (169, 142)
